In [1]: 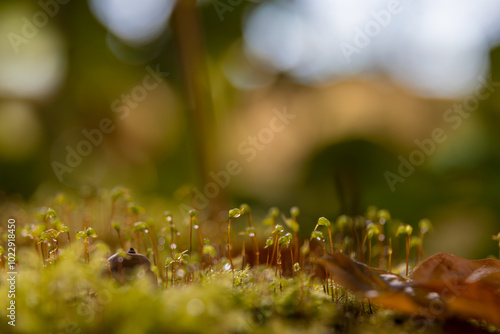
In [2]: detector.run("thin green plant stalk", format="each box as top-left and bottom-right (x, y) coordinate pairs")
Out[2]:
(112, 222), (125, 250)
(327, 227), (333, 254)
(146, 228), (164, 282)
(377, 233), (384, 268)
(314, 218), (333, 254)
(116, 230), (124, 249)
(227, 208), (241, 288)
(360, 226), (366, 264)
(196, 227), (206, 269)
(388, 237), (393, 272)
(294, 229), (299, 264)
(396, 224), (412, 277)
(417, 219), (432, 263)
(170, 228), (175, 258)
(135, 231), (142, 253)
(176, 233), (182, 253)
(172, 262), (175, 287)
(76, 228), (97, 264)
(289, 207), (300, 260)
(241, 204), (260, 267)
(227, 217), (234, 271)
(169, 226), (175, 258)
(248, 211), (259, 266)
(36, 236), (44, 266)
(269, 234), (279, 268)
(165, 265), (169, 289)
(377, 210), (390, 268)
(189, 215), (194, 256)
(405, 234), (410, 277)
(241, 242), (246, 270)
(276, 244), (283, 292)
(84, 239), (89, 263)
(368, 238), (372, 267)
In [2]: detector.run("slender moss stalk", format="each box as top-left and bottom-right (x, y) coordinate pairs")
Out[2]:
(202, 241), (216, 271)
(110, 187), (127, 229)
(227, 208), (241, 286)
(241, 242), (246, 270)
(76, 228), (97, 263)
(315, 217), (333, 254)
(363, 223), (380, 267)
(164, 212), (175, 257)
(277, 233), (290, 292)
(266, 208), (280, 268)
(165, 258), (173, 288)
(396, 224), (413, 277)
(264, 237), (273, 267)
(376, 209), (390, 268)
(111, 221), (125, 249)
(188, 210), (197, 256)
(405, 234), (410, 277)
(240, 204), (259, 266)
(290, 207), (300, 265)
(194, 219), (205, 269)
(417, 219), (432, 263)
(270, 224), (284, 270)
(388, 237), (393, 272)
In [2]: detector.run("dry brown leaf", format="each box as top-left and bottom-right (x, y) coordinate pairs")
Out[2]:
(316, 252), (500, 327)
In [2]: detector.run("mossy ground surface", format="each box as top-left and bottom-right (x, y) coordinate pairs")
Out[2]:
(0, 191), (498, 334)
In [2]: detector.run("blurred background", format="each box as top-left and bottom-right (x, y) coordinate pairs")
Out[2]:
(1, 0), (500, 258)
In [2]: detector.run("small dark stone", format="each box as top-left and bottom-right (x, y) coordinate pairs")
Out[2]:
(107, 248), (157, 288)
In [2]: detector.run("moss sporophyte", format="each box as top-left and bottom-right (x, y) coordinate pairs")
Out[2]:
(13, 188), (500, 332)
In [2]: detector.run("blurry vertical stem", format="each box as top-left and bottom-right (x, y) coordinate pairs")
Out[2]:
(269, 234), (278, 268)
(171, 0), (218, 212)
(388, 237), (392, 272)
(417, 219), (432, 263)
(148, 225), (164, 282)
(405, 234), (410, 277)
(273, 225), (285, 289)
(315, 217), (333, 254)
(364, 223), (379, 267)
(227, 218), (234, 271)
(112, 222), (125, 250)
(289, 207), (300, 263)
(267, 208), (280, 268)
(36, 236), (44, 266)
(164, 212), (174, 258)
(76, 228), (97, 264)
(240, 204), (259, 266)
(265, 237), (273, 268)
(241, 242), (246, 270)
(277, 244), (282, 291)
(188, 210), (197, 256)
(377, 210), (390, 268)
(248, 211), (259, 265)
(227, 209), (241, 287)
(368, 238), (372, 267)
(396, 224), (413, 277)
(194, 221), (206, 269)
